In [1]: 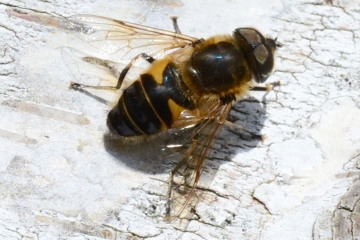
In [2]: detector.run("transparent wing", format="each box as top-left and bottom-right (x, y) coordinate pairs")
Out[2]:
(165, 101), (232, 221)
(7, 8), (199, 60)
(60, 47), (127, 89)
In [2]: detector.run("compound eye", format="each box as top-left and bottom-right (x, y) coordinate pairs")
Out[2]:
(254, 44), (274, 83)
(254, 44), (268, 64)
(234, 28), (276, 83)
(236, 28), (265, 47)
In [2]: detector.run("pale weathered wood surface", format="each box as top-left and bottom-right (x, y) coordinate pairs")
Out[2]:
(1, 0), (359, 239)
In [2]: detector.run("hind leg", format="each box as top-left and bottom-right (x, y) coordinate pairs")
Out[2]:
(70, 53), (155, 91)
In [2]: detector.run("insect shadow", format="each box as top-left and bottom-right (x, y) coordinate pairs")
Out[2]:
(102, 96), (267, 175)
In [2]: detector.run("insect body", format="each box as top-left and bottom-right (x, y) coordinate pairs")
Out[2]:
(8, 8), (278, 219)
(108, 32), (276, 137)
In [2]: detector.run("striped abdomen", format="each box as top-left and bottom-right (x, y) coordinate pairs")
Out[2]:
(107, 60), (196, 136)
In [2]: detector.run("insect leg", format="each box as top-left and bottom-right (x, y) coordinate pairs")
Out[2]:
(114, 53), (155, 89)
(70, 53), (155, 91)
(170, 16), (182, 34)
(250, 81), (281, 91)
(239, 82), (281, 139)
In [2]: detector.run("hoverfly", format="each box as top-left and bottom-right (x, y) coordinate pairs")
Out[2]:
(7, 8), (279, 220)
